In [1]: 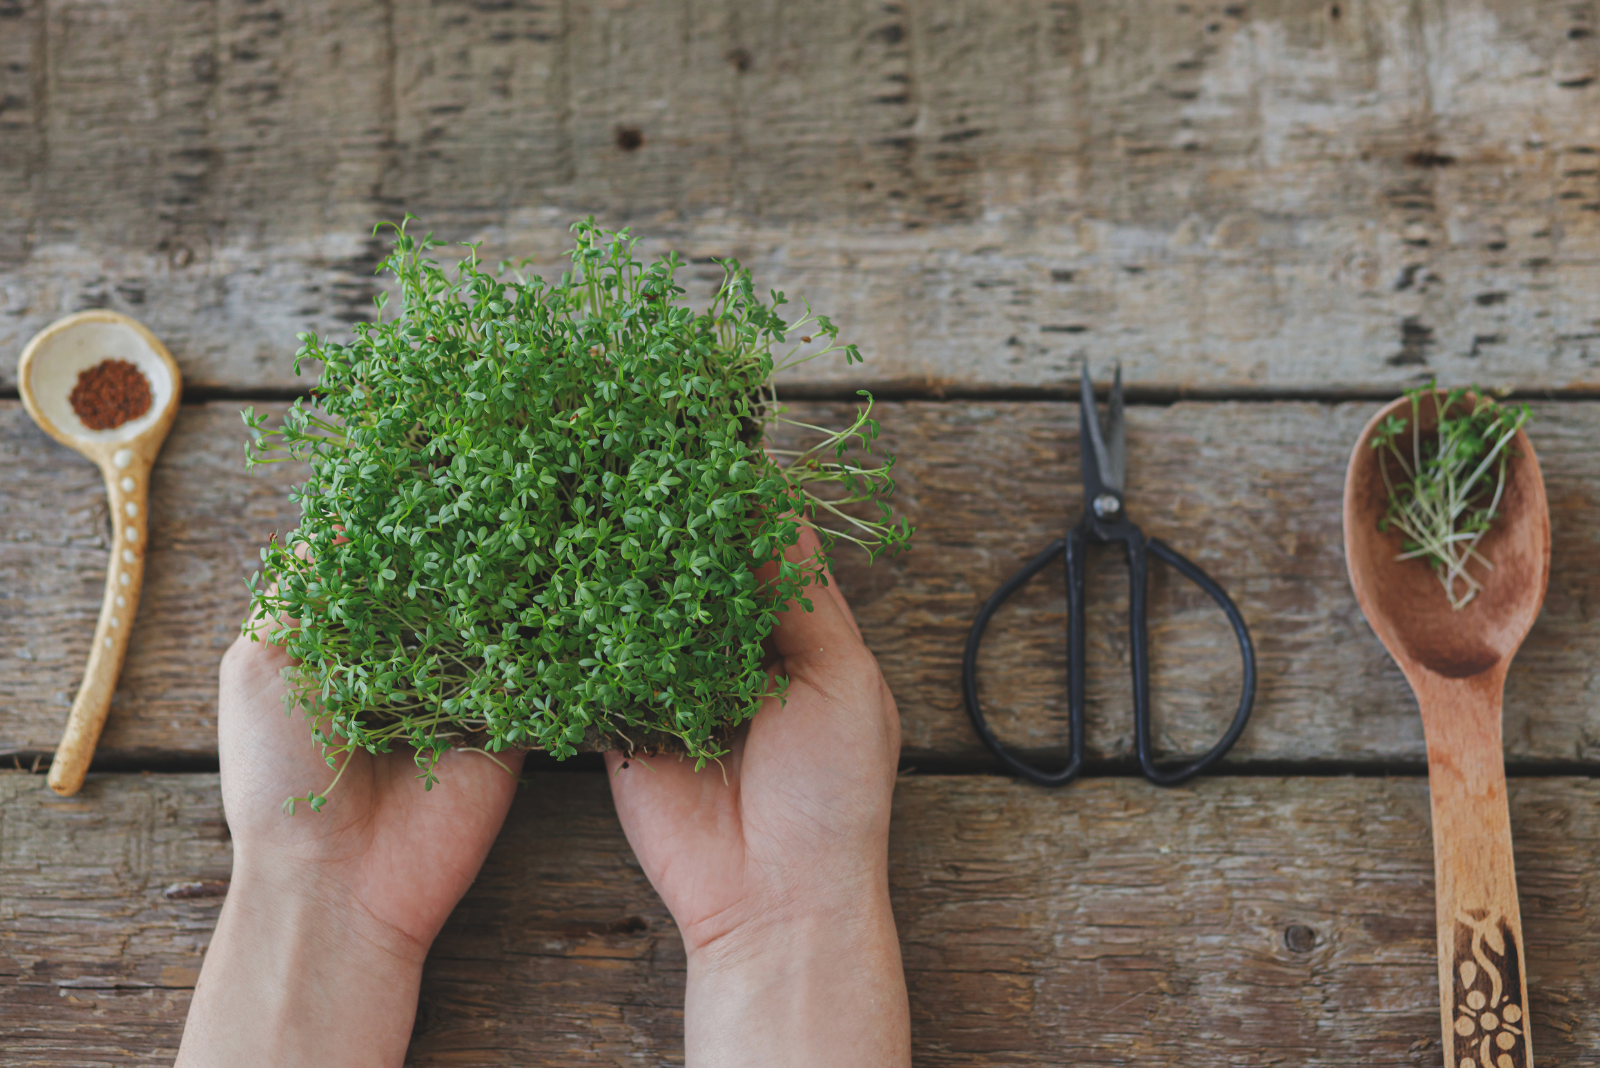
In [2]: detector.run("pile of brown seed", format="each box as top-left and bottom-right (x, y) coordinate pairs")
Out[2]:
(69, 359), (152, 430)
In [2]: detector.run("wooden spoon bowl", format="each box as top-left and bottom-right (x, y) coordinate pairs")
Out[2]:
(17, 311), (182, 797)
(1344, 390), (1548, 1068)
(1346, 391), (1549, 678)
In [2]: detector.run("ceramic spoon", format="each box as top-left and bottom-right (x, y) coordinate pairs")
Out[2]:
(1344, 391), (1548, 1068)
(17, 311), (182, 797)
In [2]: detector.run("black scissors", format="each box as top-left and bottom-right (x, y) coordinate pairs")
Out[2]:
(962, 364), (1257, 787)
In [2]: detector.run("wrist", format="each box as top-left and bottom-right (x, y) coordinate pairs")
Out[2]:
(228, 849), (432, 967)
(687, 891), (898, 994)
(676, 841), (892, 957)
(684, 885), (910, 1068)
(176, 862), (426, 1067)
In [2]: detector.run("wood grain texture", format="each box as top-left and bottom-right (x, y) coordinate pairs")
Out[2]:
(7, 397), (1600, 769)
(5, 0), (1600, 394)
(2, 771), (1598, 1065)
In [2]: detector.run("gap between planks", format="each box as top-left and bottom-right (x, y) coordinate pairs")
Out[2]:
(18, 387), (1600, 407)
(12, 751), (1600, 781)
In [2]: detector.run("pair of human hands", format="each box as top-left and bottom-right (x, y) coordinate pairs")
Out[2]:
(176, 528), (911, 1066)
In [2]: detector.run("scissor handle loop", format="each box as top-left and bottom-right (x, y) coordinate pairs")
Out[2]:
(961, 537), (1083, 786)
(961, 530), (1256, 788)
(1133, 537), (1257, 786)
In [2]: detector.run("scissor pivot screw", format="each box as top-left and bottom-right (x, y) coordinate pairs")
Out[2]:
(1093, 493), (1122, 518)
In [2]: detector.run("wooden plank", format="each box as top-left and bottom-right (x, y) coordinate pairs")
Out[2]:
(25, 0), (396, 250)
(388, 1), (570, 212)
(0, 772), (230, 1066)
(0, 0), (45, 268)
(5, 0), (1600, 393)
(7, 397), (1600, 769)
(3, 771), (1598, 1064)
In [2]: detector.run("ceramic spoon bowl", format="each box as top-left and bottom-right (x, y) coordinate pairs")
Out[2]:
(17, 311), (182, 796)
(1344, 390), (1549, 1068)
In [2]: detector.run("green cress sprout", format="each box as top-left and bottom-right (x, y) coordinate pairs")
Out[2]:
(1370, 383), (1530, 611)
(243, 218), (912, 814)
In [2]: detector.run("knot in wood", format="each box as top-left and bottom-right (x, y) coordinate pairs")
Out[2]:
(1284, 923), (1317, 953)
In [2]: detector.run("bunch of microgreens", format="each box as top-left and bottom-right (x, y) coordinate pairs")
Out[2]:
(1370, 383), (1530, 611)
(243, 217), (911, 813)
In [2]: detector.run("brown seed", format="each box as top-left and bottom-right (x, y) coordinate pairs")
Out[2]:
(69, 359), (153, 430)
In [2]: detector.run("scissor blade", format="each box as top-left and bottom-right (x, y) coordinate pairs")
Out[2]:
(1106, 363), (1125, 493)
(1079, 364), (1122, 496)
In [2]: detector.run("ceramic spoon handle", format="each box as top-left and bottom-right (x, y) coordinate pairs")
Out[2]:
(47, 455), (150, 796)
(1416, 672), (1533, 1068)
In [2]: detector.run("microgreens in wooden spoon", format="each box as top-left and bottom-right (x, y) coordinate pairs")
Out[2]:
(1370, 383), (1531, 610)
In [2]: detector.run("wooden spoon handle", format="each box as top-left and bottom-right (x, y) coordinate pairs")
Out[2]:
(1416, 671), (1533, 1068)
(47, 455), (151, 796)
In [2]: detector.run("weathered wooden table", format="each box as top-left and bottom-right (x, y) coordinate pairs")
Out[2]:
(5, 1), (1600, 1064)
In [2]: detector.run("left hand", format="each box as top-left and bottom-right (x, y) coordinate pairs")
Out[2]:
(176, 631), (525, 1066)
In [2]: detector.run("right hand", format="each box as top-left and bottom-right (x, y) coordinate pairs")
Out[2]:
(606, 527), (911, 1066)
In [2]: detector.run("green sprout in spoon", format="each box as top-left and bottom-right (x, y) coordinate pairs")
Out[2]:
(1371, 383), (1531, 611)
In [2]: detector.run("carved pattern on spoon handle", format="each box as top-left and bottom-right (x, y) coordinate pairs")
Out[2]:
(1449, 911), (1529, 1068)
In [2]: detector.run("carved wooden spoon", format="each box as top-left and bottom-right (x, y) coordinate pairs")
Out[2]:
(17, 311), (182, 797)
(1344, 391), (1548, 1068)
